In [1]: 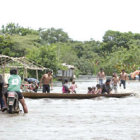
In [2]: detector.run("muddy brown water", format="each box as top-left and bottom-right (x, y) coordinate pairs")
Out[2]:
(0, 79), (140, 140)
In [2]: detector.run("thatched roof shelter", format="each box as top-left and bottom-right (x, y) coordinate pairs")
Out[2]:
(0, 54), (48, 80)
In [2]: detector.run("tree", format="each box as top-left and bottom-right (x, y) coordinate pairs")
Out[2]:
(0, 35), (15, 56)
(102, 30), (134, 52)
(1, 23), (38, 36)
(40, 28), (70, 44)
(26, 44), (59, 73)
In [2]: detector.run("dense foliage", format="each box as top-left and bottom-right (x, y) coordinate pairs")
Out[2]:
(0, 23), (140, 77)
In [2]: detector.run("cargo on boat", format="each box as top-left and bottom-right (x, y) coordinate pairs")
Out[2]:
(22, 92), (134, 99)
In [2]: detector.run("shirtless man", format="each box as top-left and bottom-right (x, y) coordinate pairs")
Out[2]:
(119, 70), (128, 89)
(97, 68), (106, 85)
(40, 70), (53, 93)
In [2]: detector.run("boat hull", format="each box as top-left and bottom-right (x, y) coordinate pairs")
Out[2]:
(22, 92), (134, 99)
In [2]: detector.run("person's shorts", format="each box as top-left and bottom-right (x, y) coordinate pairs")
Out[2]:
(5, 91), (23, 100)
(0, 92), (3, 97)
(43, 84), (50, 93)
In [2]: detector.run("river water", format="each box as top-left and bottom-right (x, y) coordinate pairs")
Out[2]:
(0, 78), (140, 140)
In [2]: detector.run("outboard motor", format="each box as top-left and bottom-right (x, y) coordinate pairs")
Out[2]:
(7, 92), (20, 114)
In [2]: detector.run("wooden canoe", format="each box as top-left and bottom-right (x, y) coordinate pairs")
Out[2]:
(22, 92), (134, 99)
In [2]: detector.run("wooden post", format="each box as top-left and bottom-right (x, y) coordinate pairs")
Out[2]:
(3, 57), (6, 81)
(0, 57), (4, 78)
(25, 68), (28, 78)
(23, 68), (25, 82)
(72, 68), (74, 79)
(69, 69), (70, 81)
(36, 70), (39, 80)
(62, 70), (64, 84)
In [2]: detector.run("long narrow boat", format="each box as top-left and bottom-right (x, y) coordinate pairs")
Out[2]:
(22, 92), (134, 99)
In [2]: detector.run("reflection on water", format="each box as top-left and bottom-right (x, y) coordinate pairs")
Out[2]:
(0, 79), (140, 140)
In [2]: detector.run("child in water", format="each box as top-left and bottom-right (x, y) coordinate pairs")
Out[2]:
(87, 86), (96, 94)
(112, 73), (119, 93)
(70, 80), (77, 93)
(62, 79), (70, 93)
(87, 87), (92, 94)
(95, 84), (102, 94)
(91, 86), (96, 94)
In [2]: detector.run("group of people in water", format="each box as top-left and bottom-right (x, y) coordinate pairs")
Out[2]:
(24, 68), (132, 95)
(23, 70), (53, 93)
(62, 68), (129, 94)
(62, 79), (77, 94)
(0, 67), (136, 113)
(87, 68), (128, 94)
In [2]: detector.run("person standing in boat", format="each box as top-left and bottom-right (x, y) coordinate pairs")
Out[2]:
(119, 69), (128, 89)
(40, 70), (53, 93)
(97, 68), (106, 85)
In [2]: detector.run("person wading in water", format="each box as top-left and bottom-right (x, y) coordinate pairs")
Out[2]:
(119, 69), (128, 89)
(97, 68), (106, 85)
(40, 70), (53, 93)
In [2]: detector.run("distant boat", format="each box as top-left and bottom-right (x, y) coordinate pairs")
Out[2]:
(22, 92), (134, 99)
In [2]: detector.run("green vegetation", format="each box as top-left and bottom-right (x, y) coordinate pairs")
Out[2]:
(0, 23), (140, 77)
